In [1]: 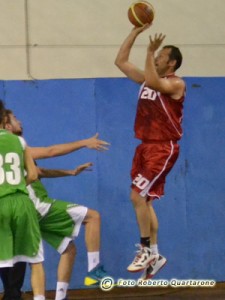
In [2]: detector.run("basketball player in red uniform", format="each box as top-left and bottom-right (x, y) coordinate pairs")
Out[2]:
(115, 25), (186, 279)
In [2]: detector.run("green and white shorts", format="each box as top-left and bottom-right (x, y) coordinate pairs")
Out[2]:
(0, 192), (44, 267)
(39, 199), (88, 254)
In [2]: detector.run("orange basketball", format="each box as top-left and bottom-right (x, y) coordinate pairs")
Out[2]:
(128, 1), (155, 27)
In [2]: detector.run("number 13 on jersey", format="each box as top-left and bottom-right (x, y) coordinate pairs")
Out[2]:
(0, 153), (22, 185)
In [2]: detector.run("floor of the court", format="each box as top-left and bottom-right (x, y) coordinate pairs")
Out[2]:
(2, 282), (224, 300)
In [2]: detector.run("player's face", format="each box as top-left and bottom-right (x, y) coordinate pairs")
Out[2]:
(5, 113), (23, 136)
(155, 48), (173, 76)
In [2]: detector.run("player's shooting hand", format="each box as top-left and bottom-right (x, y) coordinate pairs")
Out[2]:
(72, 162), (93, 176)
(148, 33), (166, 53)
(132, 23), (151, 35)
(86, 133), (110, 151)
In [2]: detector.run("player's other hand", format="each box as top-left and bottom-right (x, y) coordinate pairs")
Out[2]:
(72, 162), (93, 176)
(148, 33), (166, 53)
(86, 133), (110, 151)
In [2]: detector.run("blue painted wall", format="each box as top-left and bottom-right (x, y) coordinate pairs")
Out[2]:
(0, 77), (225, 291)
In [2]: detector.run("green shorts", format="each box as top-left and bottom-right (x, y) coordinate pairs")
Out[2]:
(39, 199), (88, 253)
(0, 192), (43, 267)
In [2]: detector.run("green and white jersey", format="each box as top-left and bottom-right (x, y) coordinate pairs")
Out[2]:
(27, 179), (53, 218)
(0, 130), (28, 198)
(25, 164), (88, 254)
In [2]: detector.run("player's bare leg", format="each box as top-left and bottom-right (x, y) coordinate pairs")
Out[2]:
(127, 190), (157, 272)
(83, 209), (101, 252)
(57, 242), (76, 283)
(140, 201), (167, 280)
(55, 242), (76, 300)
(83, 209), (109, 286)
(30, 263), (45, 299)
(130, 189), (151, 237)
(149, 201), (158, 245)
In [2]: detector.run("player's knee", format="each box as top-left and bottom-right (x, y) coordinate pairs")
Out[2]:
(92, 209), (101, 223)
(130, 189), (145, 206)
(89, 209), (101, 223)
(84, 209), (101, 226)
(67, 242), (76, 257)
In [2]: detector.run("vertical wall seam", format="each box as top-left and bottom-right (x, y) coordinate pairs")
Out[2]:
(24, 0), (36, 80)
(93, 79), (100, 210)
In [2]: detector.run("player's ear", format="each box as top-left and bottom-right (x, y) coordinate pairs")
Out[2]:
(4, 123), (11, 130)
(169, 59), (176, 69)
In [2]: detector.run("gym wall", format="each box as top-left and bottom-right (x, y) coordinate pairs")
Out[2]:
(0, 76), (225, 290)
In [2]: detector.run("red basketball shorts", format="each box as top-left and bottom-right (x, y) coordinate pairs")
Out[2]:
(131, 141), (180, 200)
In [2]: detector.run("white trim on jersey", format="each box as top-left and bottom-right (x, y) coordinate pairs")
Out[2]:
(138, 82), (145, 98)
(27, 184), (52, 217)
(57, 206), (88, 254)
(18, 136), (27, 149)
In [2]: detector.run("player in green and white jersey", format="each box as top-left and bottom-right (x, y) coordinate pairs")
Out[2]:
(0, 101), (45, 300)
(2, 109), (110, 300)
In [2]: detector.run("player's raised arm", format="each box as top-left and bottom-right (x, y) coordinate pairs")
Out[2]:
(115, 25), (150, 84)
(29, 133), (110, 160)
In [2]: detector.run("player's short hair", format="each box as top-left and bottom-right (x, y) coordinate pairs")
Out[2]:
(0, 100), (6, 125)
(4, 109), (12, 125)
(163, 45), (183, 71)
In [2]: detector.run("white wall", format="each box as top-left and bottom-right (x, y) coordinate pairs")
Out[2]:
(0, 0), (224, 79)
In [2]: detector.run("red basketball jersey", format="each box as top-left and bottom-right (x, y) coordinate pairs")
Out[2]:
(134, 76), (185, 142)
